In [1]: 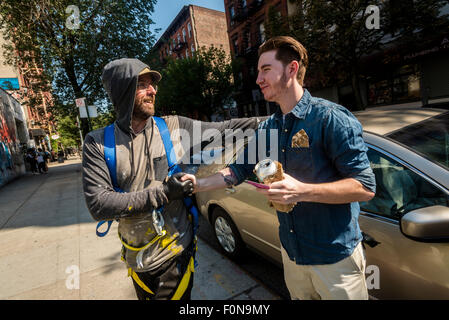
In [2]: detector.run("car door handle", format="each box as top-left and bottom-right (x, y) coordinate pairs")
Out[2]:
(362, 232), (381, 248)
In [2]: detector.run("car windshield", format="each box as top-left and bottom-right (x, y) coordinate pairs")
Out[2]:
(386, 111), (449, 170)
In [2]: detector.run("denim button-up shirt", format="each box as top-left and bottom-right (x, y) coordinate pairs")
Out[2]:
(229, 89), (376, 265)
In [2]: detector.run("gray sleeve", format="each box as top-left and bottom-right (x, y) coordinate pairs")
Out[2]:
(177, 115), (266, 136)
(176, 115), (267, 153)
(82, 133), (168, 221)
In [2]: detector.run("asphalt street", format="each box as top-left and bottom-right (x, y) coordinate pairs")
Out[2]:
(196, 213), (290, 300)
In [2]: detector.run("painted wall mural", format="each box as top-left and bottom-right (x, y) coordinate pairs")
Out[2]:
(0, 100), (21, 188)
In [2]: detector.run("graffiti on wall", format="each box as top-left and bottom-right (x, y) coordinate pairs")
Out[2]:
(0, 101), (18, 187)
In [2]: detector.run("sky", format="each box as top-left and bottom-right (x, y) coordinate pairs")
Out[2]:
(151, 0), (225, 40)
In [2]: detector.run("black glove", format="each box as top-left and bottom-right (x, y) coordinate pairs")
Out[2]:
(162, 172), (194, 201)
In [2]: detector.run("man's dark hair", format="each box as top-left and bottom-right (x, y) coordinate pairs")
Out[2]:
(258, 36), (309, 86)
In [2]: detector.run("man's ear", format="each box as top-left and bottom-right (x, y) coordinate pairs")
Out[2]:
(288, 61), (299, 79)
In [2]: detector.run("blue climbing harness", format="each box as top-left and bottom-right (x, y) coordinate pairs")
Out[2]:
(95, 117), (199, 240)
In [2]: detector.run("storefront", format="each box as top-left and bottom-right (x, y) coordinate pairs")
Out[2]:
(364, 34), (449, 108)
(367, 64), (421, 106)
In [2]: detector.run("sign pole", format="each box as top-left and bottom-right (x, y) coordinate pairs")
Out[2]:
(76, 116), (84, 148)
(76, 97), (92, 132)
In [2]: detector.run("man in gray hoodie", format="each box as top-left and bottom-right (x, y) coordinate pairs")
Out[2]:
(82, 58), (262, 300)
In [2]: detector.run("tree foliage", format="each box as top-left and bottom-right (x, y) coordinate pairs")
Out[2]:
(155, 46), (239, 120)
(0, 0), (158, 136)
(55, 115), (80, 148)
(268, 0), (449, 110)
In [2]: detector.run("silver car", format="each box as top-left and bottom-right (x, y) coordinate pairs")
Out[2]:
(195, 106), (449, 300)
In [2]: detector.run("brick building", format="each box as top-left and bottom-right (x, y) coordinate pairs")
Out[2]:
(225, 1), (449, 116)
(0, 30), (56, 151)
(153, 5), (230, 64)
(224, 0), (291, 117)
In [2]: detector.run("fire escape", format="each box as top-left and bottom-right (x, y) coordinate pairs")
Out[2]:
(234, 0), (267, 115)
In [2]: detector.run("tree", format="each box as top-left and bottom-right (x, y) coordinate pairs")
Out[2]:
(291, 0), (389, 110)
(0, 0), (158, 137)
(264, 5), (290, 40)
(55, 115), (80, 148)
(274, 0), (448, 111)
(155, 46), (239, 120)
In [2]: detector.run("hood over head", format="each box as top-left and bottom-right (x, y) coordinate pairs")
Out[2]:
(101, 58), (162, 133)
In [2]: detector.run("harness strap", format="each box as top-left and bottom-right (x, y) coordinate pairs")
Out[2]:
(153, 116), (199, 237)
(103, 124), (119, 189)
(96, 123), (122, 237)
(128, 268), (154, 295)
(128, 255), (195, 299)
(119, 230), (166, 252)
(171, 256), (195, 300)
(96, 220), (113, 237)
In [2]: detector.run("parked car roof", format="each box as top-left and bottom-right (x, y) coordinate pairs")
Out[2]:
(353, 106), (447, 136)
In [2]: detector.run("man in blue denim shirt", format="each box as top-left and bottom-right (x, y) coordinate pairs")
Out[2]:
(183, 36), (375, 300)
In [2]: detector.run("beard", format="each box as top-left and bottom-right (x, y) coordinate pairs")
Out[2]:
(264, 71), (289, 102)
(133, 95), (155, 120)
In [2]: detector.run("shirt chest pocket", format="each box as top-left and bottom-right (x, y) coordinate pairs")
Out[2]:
(285, 147), (314, 182)
(153, 155), (168, 182)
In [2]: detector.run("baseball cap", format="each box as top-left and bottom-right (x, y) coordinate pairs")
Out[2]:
(139, 67), (162, 83)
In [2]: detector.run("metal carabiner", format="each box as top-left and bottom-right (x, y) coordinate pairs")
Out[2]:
(152, 209), (165, 236)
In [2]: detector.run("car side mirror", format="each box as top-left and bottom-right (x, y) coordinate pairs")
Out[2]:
(401, 205), (449, 240)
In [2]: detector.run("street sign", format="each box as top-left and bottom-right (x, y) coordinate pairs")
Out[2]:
(88, 105), (98, 117)
(79, 105), (98, 118)
(75, 97), (86, 107)
(79, 106), (87, 118)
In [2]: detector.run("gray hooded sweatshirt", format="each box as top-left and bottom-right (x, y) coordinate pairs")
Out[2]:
(82, 58), (262, 272)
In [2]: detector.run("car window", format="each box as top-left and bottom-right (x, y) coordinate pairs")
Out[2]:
(386, 111), (449, 170)
(360, 148), (449, 220)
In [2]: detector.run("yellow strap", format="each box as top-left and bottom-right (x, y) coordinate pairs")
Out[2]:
(119, 230), (166, 252)
(128, 268), (154, 295)
(171, 256), (195, 300)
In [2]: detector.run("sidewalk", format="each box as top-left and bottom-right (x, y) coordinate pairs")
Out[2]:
(0, 158), (279, 300)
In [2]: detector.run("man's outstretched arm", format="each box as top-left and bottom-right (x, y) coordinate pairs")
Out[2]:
(82, 133), (192, 221)
(181, 167), (238, 193)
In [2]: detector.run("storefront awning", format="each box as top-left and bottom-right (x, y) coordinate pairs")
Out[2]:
(29, 128), (47, 137)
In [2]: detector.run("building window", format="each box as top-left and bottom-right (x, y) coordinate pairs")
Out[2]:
(367, 65), (421, 106)
(188, 22), (192, 38)
(259, 22), (265, 43)
(191, 43), (195, 53)
(186, 48), (189, 58)
(242, 0), (247, 8)
(232, 37), (239, 55)
(230, 6), (235, 19)
(182, 28), (186, 42)
(177, 34), (181, 44)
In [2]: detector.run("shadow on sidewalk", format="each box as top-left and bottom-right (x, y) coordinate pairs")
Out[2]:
(0, 159), (97, 230)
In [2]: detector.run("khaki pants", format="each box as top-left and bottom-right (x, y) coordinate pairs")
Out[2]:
(281, 242), (368, 300)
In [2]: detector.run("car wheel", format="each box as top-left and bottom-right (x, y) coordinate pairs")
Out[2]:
(211, 207), (245, 260)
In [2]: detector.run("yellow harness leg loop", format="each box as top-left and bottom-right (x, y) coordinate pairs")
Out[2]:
(171, 256), (195, 300)
(122, 230), (196, 299)
(128, 268), (154, 295)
